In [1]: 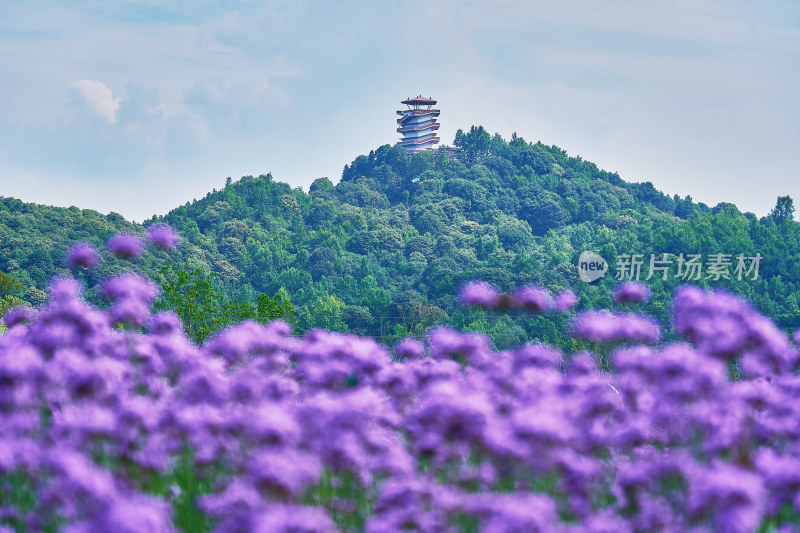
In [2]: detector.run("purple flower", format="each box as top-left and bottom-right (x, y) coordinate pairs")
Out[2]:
(459, 281), (501, 308)
(407, 381), (490, 458)
(51, 403), (118, 444)
(394, 337), (424, 359)
(237, 402), (301, 447)
(13, 244), (800, 533)
(674, 286), (794, 372)
(204, 320), (290, 370)
(100, 274), (160, 327)
(260, 375), (300, 403)
(246, 448), (321, 498)
(651, 344), (727, 402)
(177, 359), (229, 405)
(377, 363), (417, 408)
(512, 343), (562, 371)
(427, 327), (493, 367)
(672, 286), (751, 358)
(510, 285), (553, 312)
(755, 448), (800, 514)
(147, 224), (181, 250)
(291, 330), (390, 390)
(67, 242), (101, 269)
(107, 233), (144, 258)
(572, 312), (661, 344)
(31, 278), (109, 356)
(0, 354), (40, 412)
(298, 388), (404, 479)
(468, 493), (557, 533)
(99, 273), (159, 305)
(739, 314), (794, 377)
(512, 403), (575, 448)
(201, 478), (262, 514)
(583, 509), (633, 533)
(49, 277), (84, 302)
(367, 476), (457, 532)
(687, 461), (764, 533)
(613, 281), (651, 304)
(149, 311), (183, 336)
(569, 352), (598, 375)
(554, 289), (578, 312)
(3, 306), (37, 327)
(46, 446), (119, 504)
(633, 495), (682, 532)
(77, 494), (175, 533)
(251, 505), (336, 533)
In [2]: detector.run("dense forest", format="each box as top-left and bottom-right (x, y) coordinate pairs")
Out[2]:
(2, 126), (798, 348)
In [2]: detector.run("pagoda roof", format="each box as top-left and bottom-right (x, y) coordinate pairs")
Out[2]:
(397, 109), (440, 119)
(402, 96), (437, 105)
(398, 123), (441, 133)
(399, 136), (440, 146)
(397, 118), (439, 127)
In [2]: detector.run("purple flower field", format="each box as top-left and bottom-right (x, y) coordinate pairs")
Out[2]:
(2, 235), (800, 532)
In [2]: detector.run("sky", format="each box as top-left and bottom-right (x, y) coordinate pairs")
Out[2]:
(0, 0), (798, 223)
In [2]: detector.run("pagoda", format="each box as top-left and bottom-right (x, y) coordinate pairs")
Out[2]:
(397, 96), (440, 153)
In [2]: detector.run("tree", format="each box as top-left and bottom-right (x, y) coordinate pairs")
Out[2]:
(771, 196), (795, 222)
(309, 177), (333, 194)
(454, 126), (492, 164)
(256, 288), (295, 326)
(297, 295), (347, 332)
(519, 196), (570, 235)
(0, 271), (23, 299)
(23, 286), (48, 307)
(1, 295), (25, 320)
(156, 262), (222, 344)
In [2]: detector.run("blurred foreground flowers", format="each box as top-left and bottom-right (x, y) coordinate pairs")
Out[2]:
(2, 255), (800, 532)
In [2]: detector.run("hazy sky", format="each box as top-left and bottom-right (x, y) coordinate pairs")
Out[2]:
(1, 1), (798, 222)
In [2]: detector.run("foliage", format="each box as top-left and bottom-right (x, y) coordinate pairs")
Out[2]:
(771, 195), (795, 222)
(155, 262), (222, 344)
(2, 266), (800, 531)
(155, 262), (296, 343)
(2, 132), (799, 348)
(256, 288), (296, 326)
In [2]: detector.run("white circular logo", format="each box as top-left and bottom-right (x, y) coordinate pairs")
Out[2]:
(578, 251), (608, 282)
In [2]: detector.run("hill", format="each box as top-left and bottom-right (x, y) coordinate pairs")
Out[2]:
(2, 126), (799, 347)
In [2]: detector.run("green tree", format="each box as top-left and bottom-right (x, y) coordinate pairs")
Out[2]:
(1, 295), (25, 321)
(454, 126), (492, 164)
(0, 271), (23, 298)
(220, 299), (255, 328)
(771, 195), (795, 222)
(256, 288), (296, 326)
(156, 262), (222, 344)
(297, 295), (347, 332)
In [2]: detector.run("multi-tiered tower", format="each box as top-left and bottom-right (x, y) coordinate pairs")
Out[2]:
(397, 96), (440, 153)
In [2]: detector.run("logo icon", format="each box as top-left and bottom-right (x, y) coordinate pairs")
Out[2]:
(578, 251), (608, 282)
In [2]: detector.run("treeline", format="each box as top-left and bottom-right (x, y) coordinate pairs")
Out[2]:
(2, 126), (799, 348)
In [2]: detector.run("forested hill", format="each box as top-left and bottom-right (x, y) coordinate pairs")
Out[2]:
(2, 126), (799, 347)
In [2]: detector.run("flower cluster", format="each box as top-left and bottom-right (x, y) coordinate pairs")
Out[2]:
(107, 233), (145, 258)
(458, 281), (577, 313)
(147, 225), (182, 250)
(2, 264), (800, 532)
(67, 225), (181, 270)
(612, 281), (651, 305)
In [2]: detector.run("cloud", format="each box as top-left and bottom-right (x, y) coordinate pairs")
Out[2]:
(70, 79), (121, 123)
(183, 78), (292, 136)
(0, 1), (796, 221)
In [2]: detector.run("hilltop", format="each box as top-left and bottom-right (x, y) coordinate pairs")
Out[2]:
(2, 126), (799, 346)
